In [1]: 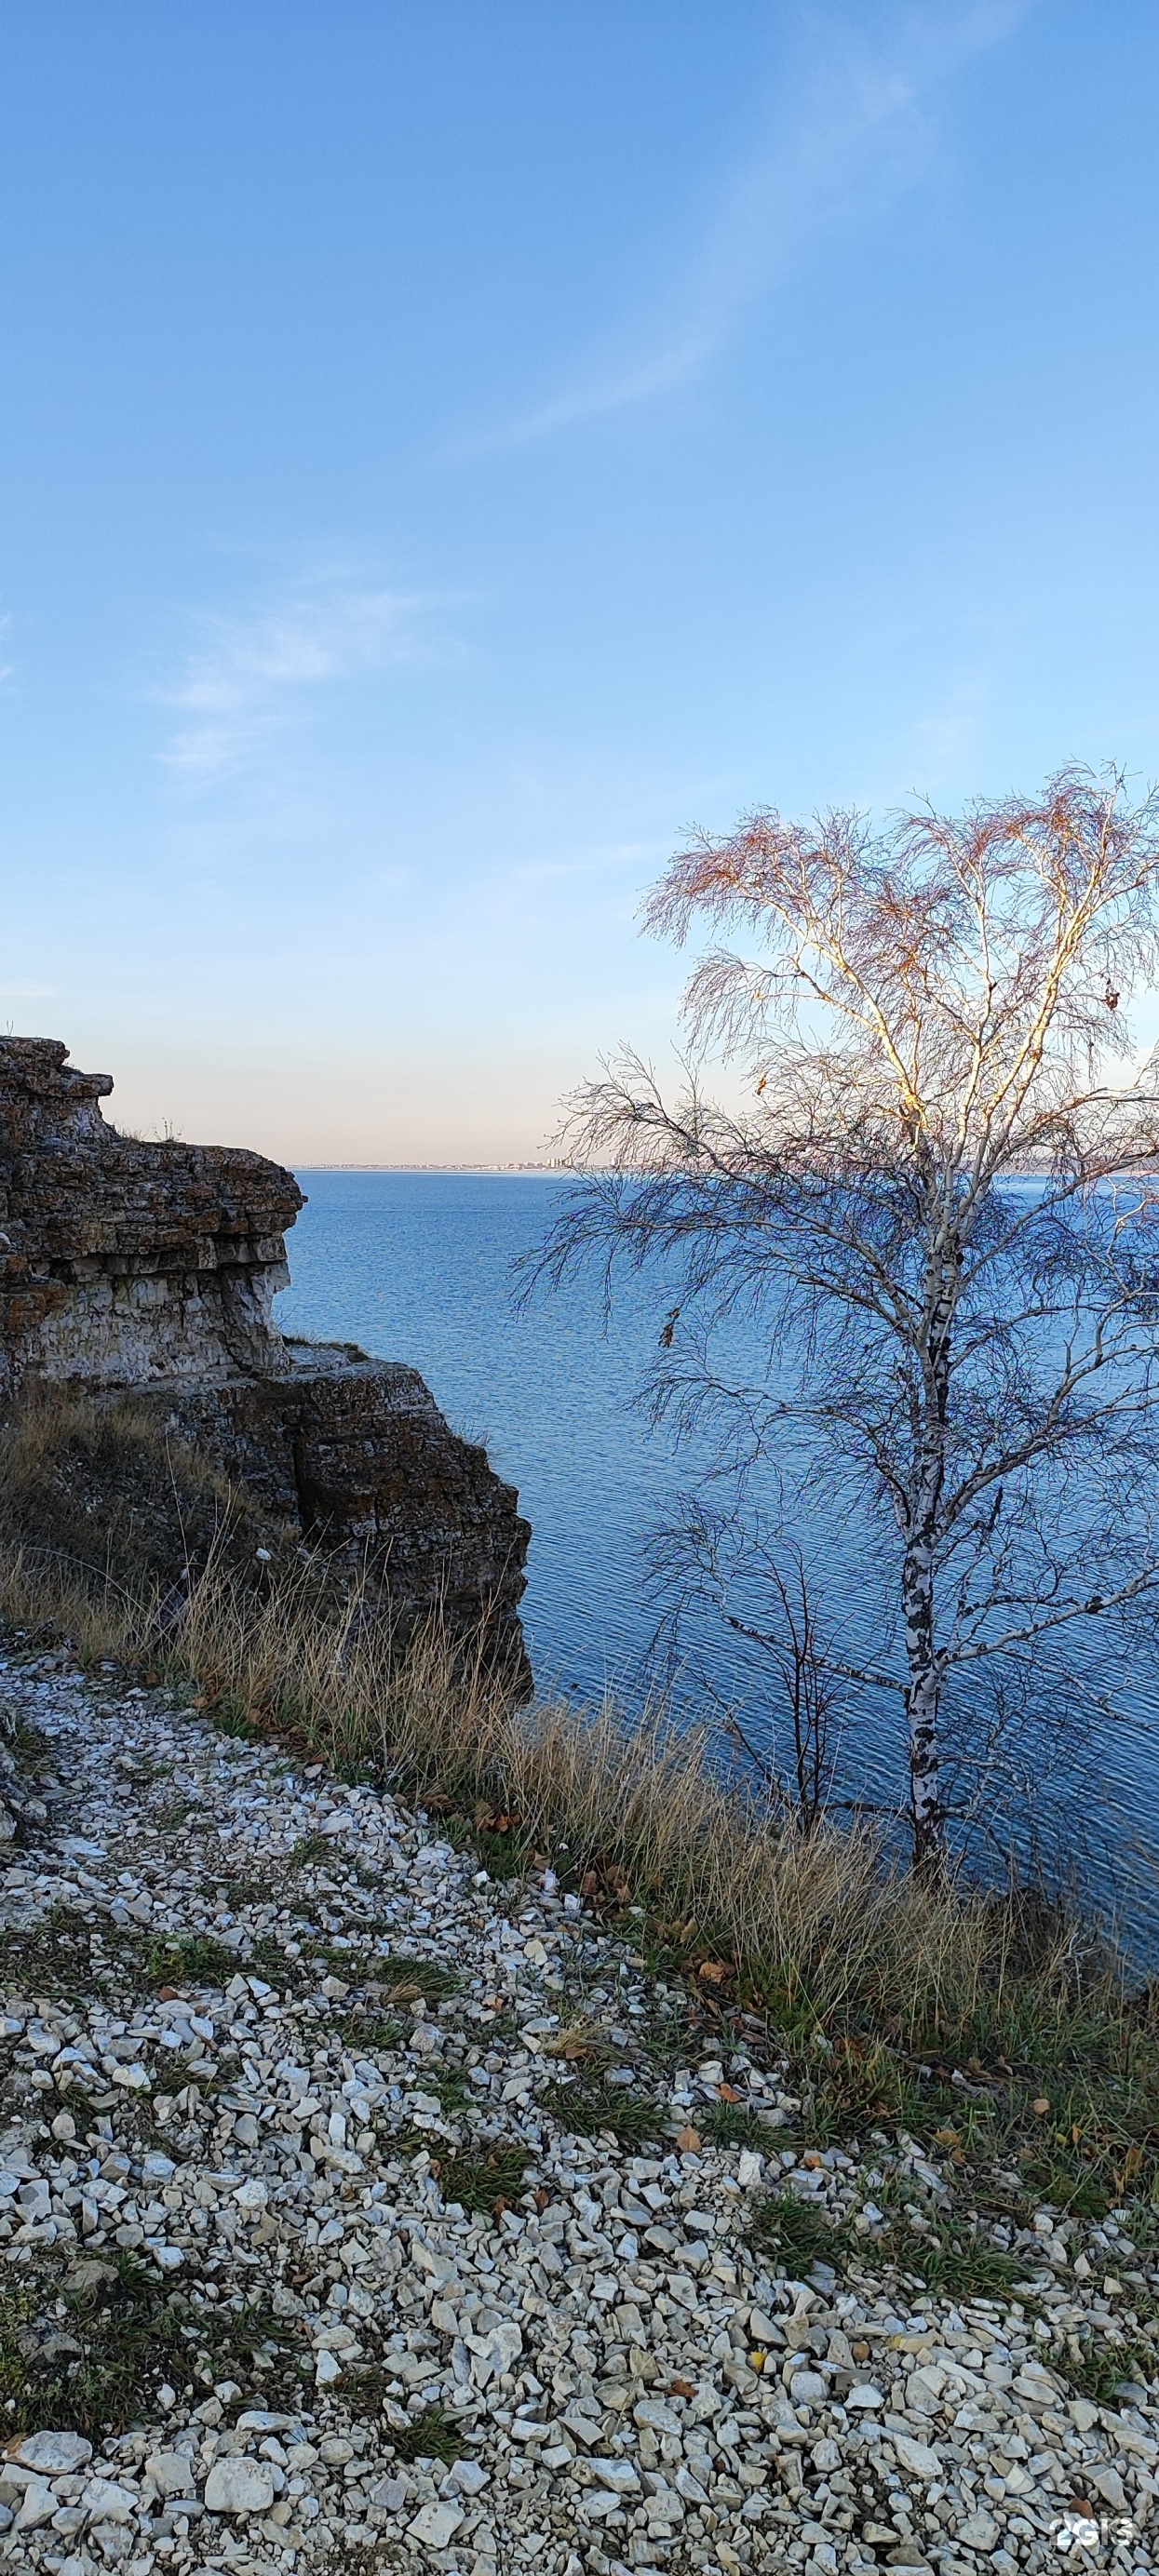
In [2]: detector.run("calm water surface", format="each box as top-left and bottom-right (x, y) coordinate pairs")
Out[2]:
(275, 1171), (1159, 1936)
(276, 1172), (712, 1702)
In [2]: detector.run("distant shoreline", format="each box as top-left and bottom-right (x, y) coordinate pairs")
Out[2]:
(292, 1161), (577, 1174)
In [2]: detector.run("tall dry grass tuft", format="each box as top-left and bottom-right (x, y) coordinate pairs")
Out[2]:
(3, 1494), (1154, 2220)
(0, 1537), (1135, 2061)
(0, 1383), (290, 1608)
(0, 1539), (163, 1669)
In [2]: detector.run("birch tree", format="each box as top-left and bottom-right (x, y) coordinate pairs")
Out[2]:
(529, 769), (1159, 1872)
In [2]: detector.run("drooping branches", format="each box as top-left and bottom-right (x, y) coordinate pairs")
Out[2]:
(525, 768), (1159, 1872)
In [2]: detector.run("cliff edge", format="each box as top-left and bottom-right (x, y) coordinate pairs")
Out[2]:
(0, 1038), (530, 1668)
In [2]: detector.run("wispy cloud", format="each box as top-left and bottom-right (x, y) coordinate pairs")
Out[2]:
(0, 981), (58, 999)
(159, 576), (437, 777)
(458, 1), (1031, 456)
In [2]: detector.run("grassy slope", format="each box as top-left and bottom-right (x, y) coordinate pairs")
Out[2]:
(0, 1387), (1156, 2357)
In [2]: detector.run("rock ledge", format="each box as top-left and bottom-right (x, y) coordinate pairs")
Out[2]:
(0, 1038), (529, 1664)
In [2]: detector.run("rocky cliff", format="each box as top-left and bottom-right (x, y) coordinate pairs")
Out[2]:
(0, 1039), (530, 1666)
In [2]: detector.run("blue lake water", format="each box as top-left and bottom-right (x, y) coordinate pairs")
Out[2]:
(276, 1171), (718, 1706)
(275, 1170), (1159, 1938)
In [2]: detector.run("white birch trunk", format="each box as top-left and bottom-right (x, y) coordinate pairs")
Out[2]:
(904, 1229), (952, 1870)
(902, 1535), (943, 1869)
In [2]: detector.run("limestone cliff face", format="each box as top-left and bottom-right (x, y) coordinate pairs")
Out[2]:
(0, 1039), (530, 1665)
(0, 1038), (303, 1394)
(159, 1351), (531, 1648)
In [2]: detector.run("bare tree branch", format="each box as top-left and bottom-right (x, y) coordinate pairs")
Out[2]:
(523, 766), (1159, 1872)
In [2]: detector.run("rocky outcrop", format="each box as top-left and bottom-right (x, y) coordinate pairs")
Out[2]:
(158, 1348), (530, 1648)
(0, 1038), (530, 1668)
(0, 1038), (304, 1395)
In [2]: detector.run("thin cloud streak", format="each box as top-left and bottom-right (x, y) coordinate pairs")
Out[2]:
(159, 579), (437, 778)
(458, 1), (1032, 456)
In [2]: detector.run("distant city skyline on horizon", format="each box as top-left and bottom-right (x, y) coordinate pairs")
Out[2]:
(6, 5), (1159, 1162)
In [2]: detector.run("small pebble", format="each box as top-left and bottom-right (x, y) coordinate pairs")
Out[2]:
(0, 1653), (1152, 2575)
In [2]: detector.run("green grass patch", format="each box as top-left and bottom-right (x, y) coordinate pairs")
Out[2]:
(429, 2065), (475, 2118)
(193, 2288), (293, 2377)
(785, 2038), (961, 2149)
(333, 2009), (405, 2055)
(774, 1992), (1159, 2248)
(751, 2184), (1027, 2301)
(412, 2135), (531, 2215)
(306, 1944), (380, 1982)
(380, 1958), (463, 2006)
(290, 1832), (334, 1871)
(1060, 2331), (1158, 2407)
(859, 2223), (1025, 2301)
(145, 1932), (243, 1989)
(155, 1796), (196, 1830)
(443, 1809), (534, 1882)
(539, 2074), (667, 2147)
(0, 2250), (187, 2438)
(702, 2101), (777, 2151)
(298, 1943), (461, 2000)
(1015, 2148), (1113, 2220)
(437, 2140), (531, 2214)
(246, 1934), (300, 1984)
(116, 1752), (173, 1786)
(208, 1692), (263, 1740)
(0, 1905), (101, 2002)
(6, 1717), (56, 1773)
(389, 2405), (467, 2463)
(142, 1928), (330, 1997)
(750, 2190), (844, 2271)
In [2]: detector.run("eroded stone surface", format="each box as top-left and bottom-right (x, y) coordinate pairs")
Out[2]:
(0, 1037), (303, 1393)
(203, 2455), (276, 2515)
(159, 1348), (531, 1647)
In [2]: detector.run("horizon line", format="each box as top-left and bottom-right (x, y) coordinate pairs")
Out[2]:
(290, 1160), (576, 1173)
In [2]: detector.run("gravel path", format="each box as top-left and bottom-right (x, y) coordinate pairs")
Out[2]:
(0, 1649), (1154, 2576)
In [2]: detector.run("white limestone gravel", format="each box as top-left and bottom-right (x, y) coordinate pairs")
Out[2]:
(0, 1648), (1155, 2576)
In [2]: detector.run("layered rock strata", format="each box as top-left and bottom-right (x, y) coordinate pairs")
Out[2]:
(0, 1038), (529, 1664)
(0, 1040), (303, 1394)
(159, 1347), (530, 1648)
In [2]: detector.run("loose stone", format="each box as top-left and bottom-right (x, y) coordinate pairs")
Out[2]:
(0, 1648), (1152, 2576)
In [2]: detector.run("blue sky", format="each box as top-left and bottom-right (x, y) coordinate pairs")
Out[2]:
(4, 2), (1159, 1161)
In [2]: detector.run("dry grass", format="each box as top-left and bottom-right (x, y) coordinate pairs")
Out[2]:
(0, 1389), (1155, 2218)
(0, 1537), (155, 1667)
(137, 1551), (980, 2039)
(173, 1567), (1142, 2064)
(0, 1533), (1136, 2057)
(0, 1390), (1015, 2042)
(0, 1383), (290, 1613)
